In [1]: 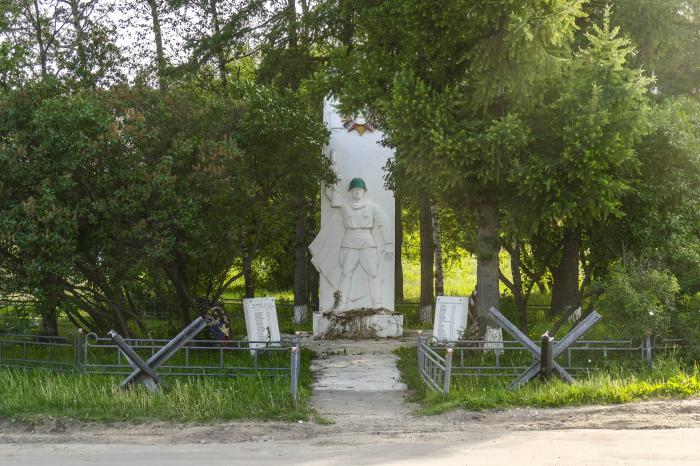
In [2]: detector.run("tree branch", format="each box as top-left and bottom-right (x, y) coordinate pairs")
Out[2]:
(499, 269), (514, 292)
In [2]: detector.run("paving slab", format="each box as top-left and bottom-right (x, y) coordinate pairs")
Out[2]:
(312, 354), (405, 391)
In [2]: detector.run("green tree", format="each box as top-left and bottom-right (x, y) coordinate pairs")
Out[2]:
(0, 1), (31, 90)
(587, 96), (700, 299)
(330, 0), (584, 335)
(584, 0), (700, 97)
(0, 82), (330, 335)
(169, 0), (266, 92)
(256, 0), (341, 322)
(57, 0), (125, 89)
(514, 13), (652, 317)
(578, 2), (700, 303)
(0, 84), (155, 334)
(592, 259), (679, 338)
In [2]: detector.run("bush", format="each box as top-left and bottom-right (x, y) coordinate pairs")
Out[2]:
(675, 293), (700, 355)
(592, 260), (679, 338)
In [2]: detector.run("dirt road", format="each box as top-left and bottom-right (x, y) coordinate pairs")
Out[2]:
(2, 400), (700, 465)
(0, 429), (699, 465)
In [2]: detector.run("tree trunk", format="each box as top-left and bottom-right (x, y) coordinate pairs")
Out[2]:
(286, 0), (298, 49)
(339, 0), (355, 51)
(40, 299), (58, 336)
(419, 192), (434, 325)
(146, 0), (167, 90)
(209, 0), (228, 91)
(394, 193), (404, 303)
(31, 0), (48, 79)
(67, 0), (90, 86)
(510, 241), (527, 332)
(476, 201), (500, 337)
(241, 234), (254, 299)
(550, 228), (580, 316)
(431, 204), (444, 297)
(38, 283), (63, 336)
(165, 263), (193, 324)
(293, 192), (308, 324)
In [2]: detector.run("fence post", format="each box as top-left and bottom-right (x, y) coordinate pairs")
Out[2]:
(294, 331), (302, 353)
(443, 348), (453, 397)
(540, 332), (553, 380)
(290, 346), (299, 403)
(74, 329), (85, 373)
(416, 330), (424, 371)
(644, 332), (653, 369)
(296, 346), (301, 396)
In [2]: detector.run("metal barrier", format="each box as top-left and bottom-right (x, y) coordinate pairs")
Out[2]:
(447, 339), (533, 378)
(81, 333), (301, 378)
(417, 333), (695, 394)
(1, 333), (303, 399)
(0, 334), (75, 372)
(137, 298), (300, 321)
(416, 332), (453, 397)
(0, 297), (301, 322)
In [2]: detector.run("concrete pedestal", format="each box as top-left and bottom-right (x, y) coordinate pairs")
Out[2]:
(313, 309), (403, 339)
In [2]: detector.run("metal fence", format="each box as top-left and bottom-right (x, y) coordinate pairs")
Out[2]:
(136, 299), (303, 322)
(0, 333), (302, 399)
(0, 298), (427, 333)
(0, 334), (76, 372)
(417, 336), (453, 395)
(0, 298), (569, 333)
(416, 333), (694, 397)
(0, 298), (302, 326)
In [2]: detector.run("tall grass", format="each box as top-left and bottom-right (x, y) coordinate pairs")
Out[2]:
(0, 368), (311, 422)
(396, 346), (700, 414)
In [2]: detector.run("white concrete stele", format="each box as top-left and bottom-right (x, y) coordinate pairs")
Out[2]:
(243, 297), (281, 350)
(433, 296), (469, 342)
(309, 98), (401, 338)
(311, 99), (395, 313)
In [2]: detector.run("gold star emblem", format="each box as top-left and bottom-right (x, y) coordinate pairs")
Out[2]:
(343, 111), (375, 135)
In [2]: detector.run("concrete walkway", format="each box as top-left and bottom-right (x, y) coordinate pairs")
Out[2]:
(304, 335), (415, 419)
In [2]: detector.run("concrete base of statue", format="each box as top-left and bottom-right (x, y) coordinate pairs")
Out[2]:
(312, 308), (404, 339)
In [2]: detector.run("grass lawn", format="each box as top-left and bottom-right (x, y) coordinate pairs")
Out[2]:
(0, 348), (315, 423)
(396, 346), (700, 413)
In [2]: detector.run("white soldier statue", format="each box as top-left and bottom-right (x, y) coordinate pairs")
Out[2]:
(310, 176), (393, 312)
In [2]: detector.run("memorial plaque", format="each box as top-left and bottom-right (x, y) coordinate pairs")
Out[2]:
(432, 296), (469, 342)
(243, 298), (281, 350)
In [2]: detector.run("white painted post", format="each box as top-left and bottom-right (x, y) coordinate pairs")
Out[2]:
(443, 348), (453, 397)
(290, 346), (299, 402)
(645, 332), (653, 369)
(74, 328), (85, 373)
(294, 331), (302, 353)
(416, 330), (424, 370)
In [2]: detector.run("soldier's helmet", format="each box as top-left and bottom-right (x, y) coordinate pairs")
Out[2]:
(348, 178), (367, 191)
